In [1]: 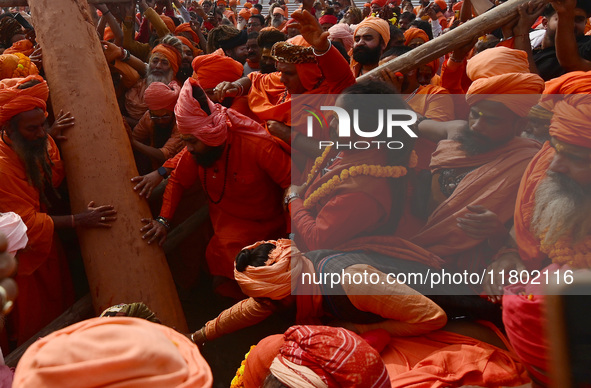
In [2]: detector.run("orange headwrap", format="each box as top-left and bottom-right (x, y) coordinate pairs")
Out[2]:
(244, 334), (285, 388)
(177, 35), (201, 57)
(273, 7), (287, 17)
(3, 39), (34, 57)
(152, 43), (182, 75)
(0, 75), (48, 127)
(175, 22), (200, 44)
(453, 1), (463, 11)
(423, 57), (440, 76)
(244, 1), (252, 8)
(543, 71), (591, 149)
(191, 53), (244, 89)
(12, 317), (213, 388)
(103, 26), (115, 41)
(144, 81), (181, 112)
(0, 53), (38, 80)
(160, 14), (176, 33)
(239, 8), (252, 20)
(354, 16), (391, 46)
(403, 27), (429, 46)
(251, 8), (260, 14)
(466, 47), (545, 117)
(434, 0), (447, 11)
(371, 0), (388, 8)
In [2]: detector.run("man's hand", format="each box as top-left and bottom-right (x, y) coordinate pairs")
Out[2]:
(75, 201), (117, 228)
(48, 110), (75, 141)
(267, 120), (291, 144)
(482, 251), (526, 301)
(30, 46), (43, 70)
(131, 170), (165, 198)
(291, 9), (330, 52)
(0, 234), (18, 325)
(140, 218), (168, 246)
(514, 1), (546, 36)
(213, 81), (240, 101)
(551, 0), (576, 15)
(101, 40), (124, 63)
(457, 205), (507, 240)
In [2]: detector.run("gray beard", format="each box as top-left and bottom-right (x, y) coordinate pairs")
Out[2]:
(520, 131), (548, 145)
(146, 67), (174, 86)
(532, 170), (591, 245)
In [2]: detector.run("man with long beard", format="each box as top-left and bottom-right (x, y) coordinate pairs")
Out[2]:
(0, 76), (116, 348)
(350, 17), (390, 77)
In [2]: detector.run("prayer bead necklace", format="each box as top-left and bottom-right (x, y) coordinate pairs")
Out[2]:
(203, 144), (231, 204)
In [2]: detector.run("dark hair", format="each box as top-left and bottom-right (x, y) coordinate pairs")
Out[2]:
(235, 243), (276, 272)
(542, 3), (556, 18)
(389, 25), (404, 41)
(254, 3), (263, 11)
(250, 14), (266, 27)
(381, 44), (412, 59)
(409, 19), (433, 40)
(331, 39), (350, 62)
(258, 28), (286, 49)
(248, 31), (260, 40)
(400, 11), (415, 21)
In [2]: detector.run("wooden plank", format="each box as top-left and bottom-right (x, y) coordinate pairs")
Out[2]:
(358, 0), (548, 83)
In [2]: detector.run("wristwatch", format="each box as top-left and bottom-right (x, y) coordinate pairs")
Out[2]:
(157, 166), (169, 179)
(284, 192), (300, 205)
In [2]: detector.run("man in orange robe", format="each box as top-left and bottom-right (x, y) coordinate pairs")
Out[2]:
(409, 47), (545, 274)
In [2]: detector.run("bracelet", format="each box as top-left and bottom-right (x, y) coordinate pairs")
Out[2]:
(122, 49), (131, 61)
(233, 81), (244, 97)
(284, 191), (300, 205)
(200, 326), (207, 342)
(312, 39), (332, 57)
(155, 216), (171, 230)
(71, 215), (76, 228)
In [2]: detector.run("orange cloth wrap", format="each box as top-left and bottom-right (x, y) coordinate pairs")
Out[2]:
(0, 75), (48, 127)
(175, 22), (200, 44)
(4, 39), (34, 56)
(354, 16), (390, 46)
(144, 81), (181, 112)
(160, 14), (176, 33)
(239, 8), (252, 20)
(403, 27), (429, 46)
(152, 43), (182, 75)
(191, 53), (244, 89)
(465, 47), (545, 116)
(13, 317), (213, 388)
(0, 53), (38, 80)
(177, 35), (201, 57)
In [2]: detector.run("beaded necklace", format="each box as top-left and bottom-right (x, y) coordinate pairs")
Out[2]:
(203, 144), (231, 204)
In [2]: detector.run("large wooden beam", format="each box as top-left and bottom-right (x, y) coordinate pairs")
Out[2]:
(28, 0), (187, 332)
(0, 0), (129, 6)
(358, 0), (548, 82)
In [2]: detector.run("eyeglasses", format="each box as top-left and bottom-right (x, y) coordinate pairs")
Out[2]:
(247, 22), (261, 27)
(150, 114), (173, 120)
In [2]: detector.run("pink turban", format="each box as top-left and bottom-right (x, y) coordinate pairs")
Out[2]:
(0, 75), (48, 127)
(319, 14), (338, 26)
(543, 70), (591, 149)
(144, 81), (181, 112)
(13, 317), (213, 388)
(466, 46), (545, 117)
(191, 53), (244, 89)
(175, 77), (228, 146)
(329, 23), (354, 52)
(355, 16), (391, 46)
(270, 325), (390, 388)
(0, 212), (27, 255)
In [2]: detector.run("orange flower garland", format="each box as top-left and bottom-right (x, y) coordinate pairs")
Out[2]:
(539, 231), (591, 268)
(303, 149), (418, 209)
(230, 345), (256, 388)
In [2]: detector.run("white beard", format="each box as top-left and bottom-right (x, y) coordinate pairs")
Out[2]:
(146, 67), (174, 86)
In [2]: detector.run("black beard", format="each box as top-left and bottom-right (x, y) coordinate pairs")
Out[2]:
(454, 128), (497, 156)
(8, 129), (53, 203)
(177, 64), (193, 83)
(260, 62), (277, 74)
(352, 45), (382, 65)
(191, 145), (225, 167)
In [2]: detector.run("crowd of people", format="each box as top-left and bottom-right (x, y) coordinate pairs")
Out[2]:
(0, 0), (590, 386)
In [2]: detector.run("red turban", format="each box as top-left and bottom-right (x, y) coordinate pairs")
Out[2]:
(175, 22), (199, 44)
(191, 53), (244, 89)
(175, 77), (228, 146)
(355, 16), (390, 46)
(177, 35), (200, 56)
(371, 0), (388, 7)
(434, 0), (447, 11)
(13, 317), (213, 388)
(0, 75), (48, 127)
(319, 14), (338, 26)
(543, 70), (591, 149)
(152, 43), (182, 75)
(465, 47), (545, 117)
(403, 27), (429, 46)
(160, 14), (176, 33)
(239, 8), (252, 20)
(144, 81), (181, 112)
(270, 326), (390, 388)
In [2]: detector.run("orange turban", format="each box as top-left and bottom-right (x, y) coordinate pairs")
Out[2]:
(466, 47), (545, 117)
(453, 1), (463, 11)
(191, 53), (244, 89)
(244, 1), (252, 8)
(270, 326), (390, 388)
(160, 14), (176, 33)
(371, 0), (388, 7)
(423, 57), (440, 75)
(239, 8), (252, 20)
(152, 43), (182, 75)
(13, 317), (213, 388)
(0, 53), (38, 80)
(543, 71), (591, 149)
(175, 22), (199, 44)
(144, 81), (181, 112)
(103, 26), (115, 41)
(177, 35), (200, 56)
(3, 39), (34, 57)
(434, 0), (447, 11)
(251, 7), (260, 14)
(355, 16), (390, 46)
(244, 334), (285, 388)
(0, 75), (48, 127)
(403, 27), (429, 46)
(230, 0), (238, 6)
(273, 7), (287, 17)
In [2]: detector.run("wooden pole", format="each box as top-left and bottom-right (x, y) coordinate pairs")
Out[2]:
(28, 0), (188, 332)
(358, 0), (548, 82)
(0, 0), (130, 6)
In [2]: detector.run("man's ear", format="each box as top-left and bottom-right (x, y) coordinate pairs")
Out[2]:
(542, 16), (548, 28)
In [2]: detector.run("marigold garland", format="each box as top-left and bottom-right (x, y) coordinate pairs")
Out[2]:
(230, 345), (256, 388)
(539, 231), (591, 268)
(305, 145), (333, 186)
(12, 53), (32, 78)
(302, 149), (418, 209)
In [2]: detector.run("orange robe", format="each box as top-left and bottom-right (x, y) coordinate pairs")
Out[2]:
(0, 136), (74, 346)
(132, 110), (184, 171)
(159, 131), (291, 278)
(410, 137), (541, 273)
